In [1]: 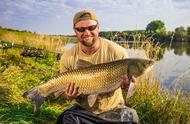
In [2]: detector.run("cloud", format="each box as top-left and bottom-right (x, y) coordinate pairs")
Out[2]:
(3, 0), (177, 23)
(64, 0), (135, 13)
(172, 0), (190, 9)
(172, 0), (189, 3)
(1, 0), (69, 19)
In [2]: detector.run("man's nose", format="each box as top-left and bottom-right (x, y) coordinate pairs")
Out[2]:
(83, 29), (91, 35)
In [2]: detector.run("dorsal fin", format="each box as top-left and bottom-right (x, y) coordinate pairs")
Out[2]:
(77, 59), (94, 69)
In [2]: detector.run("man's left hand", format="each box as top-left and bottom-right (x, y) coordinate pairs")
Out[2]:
(120, 75), (136, 89)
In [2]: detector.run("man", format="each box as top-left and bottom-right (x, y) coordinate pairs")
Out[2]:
(57, 10), (138, 124)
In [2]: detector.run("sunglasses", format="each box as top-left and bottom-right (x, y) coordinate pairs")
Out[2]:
(75, 25), (97, 32)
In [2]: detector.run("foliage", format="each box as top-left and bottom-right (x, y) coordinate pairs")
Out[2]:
(0, 49), (71, 123)
(146, 20), (165, 33)
(99, 20), (189, 43)
(99, 30), (147, 41)
(187, 27), (190, 41)
(125, 77), (190, 124)
(174, 26), (188, 42)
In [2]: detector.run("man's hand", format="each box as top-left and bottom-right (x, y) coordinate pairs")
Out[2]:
(64, 82), (82, 100)
(120, 75), (136, 89)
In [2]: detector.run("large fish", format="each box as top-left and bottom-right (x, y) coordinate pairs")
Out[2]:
(23, 58), (154, 112)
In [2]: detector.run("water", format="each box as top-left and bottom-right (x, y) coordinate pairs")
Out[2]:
(65, 42), (190, 94)
(153, 42), (190, 94)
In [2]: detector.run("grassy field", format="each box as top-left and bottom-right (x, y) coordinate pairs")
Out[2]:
(0, 29), (190, 123)
(0, 27), (77, 52)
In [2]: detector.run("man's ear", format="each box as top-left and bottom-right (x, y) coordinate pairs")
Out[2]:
(97, 23), (100, 32)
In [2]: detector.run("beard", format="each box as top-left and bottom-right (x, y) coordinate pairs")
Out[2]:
(80, 34), (97, 47)
(80, 38), (95, 47)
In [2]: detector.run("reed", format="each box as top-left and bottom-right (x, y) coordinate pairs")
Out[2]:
(125, 77), (190, 123)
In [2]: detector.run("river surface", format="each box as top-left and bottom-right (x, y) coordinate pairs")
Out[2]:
(153, 42), (190, 94)
(66, 42), (190, 94)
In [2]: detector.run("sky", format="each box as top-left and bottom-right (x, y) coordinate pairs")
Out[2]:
(0, 0), (190, 35)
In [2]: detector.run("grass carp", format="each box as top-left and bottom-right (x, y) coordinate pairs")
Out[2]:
(23, 58), (154, 112)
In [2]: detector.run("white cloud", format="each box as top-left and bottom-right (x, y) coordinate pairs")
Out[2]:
(172, 0), (190, 9)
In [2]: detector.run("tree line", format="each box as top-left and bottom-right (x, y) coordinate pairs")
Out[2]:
(1, 20), (190, 43)
(100, 20), (190, 43)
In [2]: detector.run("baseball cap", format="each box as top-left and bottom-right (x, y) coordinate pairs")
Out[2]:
(73, 10), (98, 26)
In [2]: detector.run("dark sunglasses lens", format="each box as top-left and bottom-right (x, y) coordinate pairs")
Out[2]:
(88, 25), (97, 31)
(76, 27), (85, 32)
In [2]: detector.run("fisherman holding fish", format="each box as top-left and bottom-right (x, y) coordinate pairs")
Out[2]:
(57, 10), (139, 123)
(23, 9), (154, 123)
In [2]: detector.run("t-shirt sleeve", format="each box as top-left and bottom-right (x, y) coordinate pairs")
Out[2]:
(60, 53), (69, 73)
(113, 45), (128, 59)
(59, 46), (78, 73)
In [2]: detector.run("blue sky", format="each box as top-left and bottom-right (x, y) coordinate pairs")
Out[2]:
(0, 0), (190, 35)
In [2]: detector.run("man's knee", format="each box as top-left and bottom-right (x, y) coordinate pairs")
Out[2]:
(56, 104), (80, 124)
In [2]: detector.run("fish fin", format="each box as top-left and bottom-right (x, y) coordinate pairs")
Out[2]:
(23, 87), (45, 113)
(54, 90), (64, 98)
(77, 59), (94, 69)
(88, 94), (98, 107)
(126, 83), (137, 98)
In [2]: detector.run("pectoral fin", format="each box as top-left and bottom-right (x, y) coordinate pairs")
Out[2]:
(126, 83), (136, 98)
(88, 94), (98, 107)
(54, 90), (64, 98)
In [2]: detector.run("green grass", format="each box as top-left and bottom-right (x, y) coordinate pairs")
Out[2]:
(0, 49), (72, 123)
(0, 102), (71, 123)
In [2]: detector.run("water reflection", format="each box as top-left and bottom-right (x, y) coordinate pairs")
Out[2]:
(156, 50), (190, 91)
(153, 42), (190, 94)
(163, 42), (190, 57)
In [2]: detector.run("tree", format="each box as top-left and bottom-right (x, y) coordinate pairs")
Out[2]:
(146, 20), (165, 33)
(174, 26), (187, 42)
(187, 27), (190, 42)
(145, 20), (169, 42)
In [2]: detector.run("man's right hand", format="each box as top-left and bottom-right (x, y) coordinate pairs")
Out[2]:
(64, 82), (82, 100)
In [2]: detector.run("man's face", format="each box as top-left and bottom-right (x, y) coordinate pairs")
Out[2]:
(74, 20), (99, 47)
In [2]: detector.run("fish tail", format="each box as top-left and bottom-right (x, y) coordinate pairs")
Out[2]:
(23, 87), (45, 113)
